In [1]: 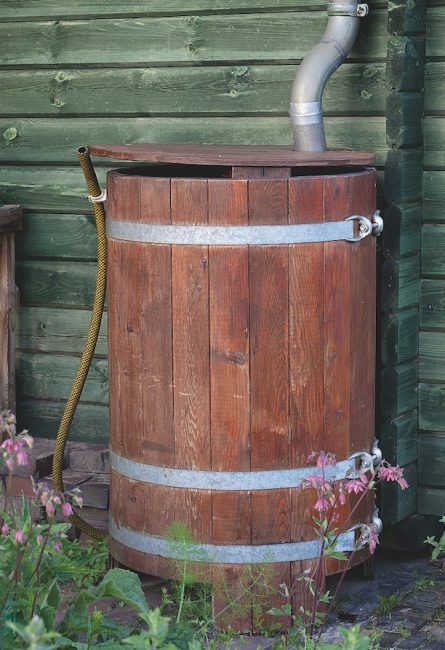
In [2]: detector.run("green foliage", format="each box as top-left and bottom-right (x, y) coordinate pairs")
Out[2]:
(47, 538), (108, 587)
(273, 624), (378, 650)
(375, 593), (401, 617)
(425, 515), (445, 560)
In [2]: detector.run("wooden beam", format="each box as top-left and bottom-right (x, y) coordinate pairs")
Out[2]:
(379, 411), (418, 466)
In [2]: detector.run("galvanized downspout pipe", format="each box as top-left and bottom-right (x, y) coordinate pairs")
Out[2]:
(290, 0), (368, 151)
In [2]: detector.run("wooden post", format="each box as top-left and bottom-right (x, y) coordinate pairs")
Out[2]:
(0, 205), (22, 413)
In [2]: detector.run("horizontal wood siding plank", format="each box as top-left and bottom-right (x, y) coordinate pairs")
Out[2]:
(0, 118), (388, 165)
(0, 64), (386, 117)
(0, 0), (386, 20)
(19, 398), (108, 442)
(426, 7), (445, 58)
(419, 331), (445, 382)
(418, 486), (445, 517)
(17, 260), (97, 308)
(0, 13), (387, 66)
(419, 383), (445, 432)
(422, 225), (445, 277)
(419, 434), (445, 487)
(420, 279), (445, 328)
(16, 213), (97, 260)
(17, 351), (108, 404)
(0, 167), (104, 213)
(424, 172), (445, 222)
(426, 64), (445, 115)
(17, 306), (107, 356)
(425, 118), (445, 169)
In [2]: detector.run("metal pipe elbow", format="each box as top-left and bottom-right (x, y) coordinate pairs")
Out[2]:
(290, 0), (366, 151)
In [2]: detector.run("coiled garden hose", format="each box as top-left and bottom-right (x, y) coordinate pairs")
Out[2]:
(51, 146), (108, 541)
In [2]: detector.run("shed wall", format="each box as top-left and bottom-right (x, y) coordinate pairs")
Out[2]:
(418, 1), (445, 516)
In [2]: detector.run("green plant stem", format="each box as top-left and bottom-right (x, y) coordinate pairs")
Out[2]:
(176, 559), (188, 624)
(24, 526), (50, 587)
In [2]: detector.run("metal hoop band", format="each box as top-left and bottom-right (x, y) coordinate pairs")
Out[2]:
(110, 518), (356, 563)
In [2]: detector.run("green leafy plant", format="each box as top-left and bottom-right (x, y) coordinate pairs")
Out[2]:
(375, 593), (401, 617)
(425, 515), (445, 560)
(269, 450), (408, 646)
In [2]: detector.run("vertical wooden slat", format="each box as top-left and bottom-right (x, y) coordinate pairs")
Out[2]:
(170, 177), (212, 590)
(323, 175), (352, 460)
(288, 175), (326, 617)
(249, 178), (290, 630)
(249, 179), (290, 470)
(349, 171), (377, 454)
(139, 177), (174, 468)
(208, 179), (250, 471)
(171, 179), (210, 470)
(107, 174), (142, 464)
(288, 177), (325, 465)
(208, 179), (251, 632)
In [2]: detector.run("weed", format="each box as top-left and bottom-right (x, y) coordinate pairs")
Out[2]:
(375, 594), (401, 617)
(393, 624), (411, 638)
(413, 577), (435, 592)
(425, 516), (445, 560)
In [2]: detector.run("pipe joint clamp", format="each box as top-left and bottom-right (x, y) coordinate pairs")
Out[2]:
(327, 1), (368, 16)
(289, 101), (323, 126)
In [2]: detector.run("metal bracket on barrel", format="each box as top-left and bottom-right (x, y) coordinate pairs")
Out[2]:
(345, 210), (383, 242)
(347, 507), (383, 550)
(346, 439), (383, 478)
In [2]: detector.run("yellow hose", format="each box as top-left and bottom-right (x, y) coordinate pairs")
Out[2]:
(51, 146), (108, 541)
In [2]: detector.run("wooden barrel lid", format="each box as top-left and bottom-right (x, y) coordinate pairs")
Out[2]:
(86, 143), (374, 167)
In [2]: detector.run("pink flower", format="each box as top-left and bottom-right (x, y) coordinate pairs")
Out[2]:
(15, 529), (25, 544)
(16, 450), (28, 466)
(36, 534), (44, 545)
(21, 433), (33, 448)
(338, 488), (346, 506)
(345, 478), (367, 494)
(377, 464), (408, 489)
(369, 529), (379, 554)
(54, 542), (62, 552)
(5, 457), (15, 471)
(308, 451), (337, 469)
(313, 497), (330, 512)
(301, 474), (325, 490)
(61, 502), (73, 517)
(72, 495), (83, 508)
(45, 503), (55, 518)
(1, 438), (14, 452)
(1, 524), (9, 536)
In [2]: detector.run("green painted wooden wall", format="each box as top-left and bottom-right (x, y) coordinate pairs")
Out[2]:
(0, 1), (389, 445)
(418, 0), (445, 518)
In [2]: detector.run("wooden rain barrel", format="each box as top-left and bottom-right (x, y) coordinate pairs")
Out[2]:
(89, 144), (377, 631)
